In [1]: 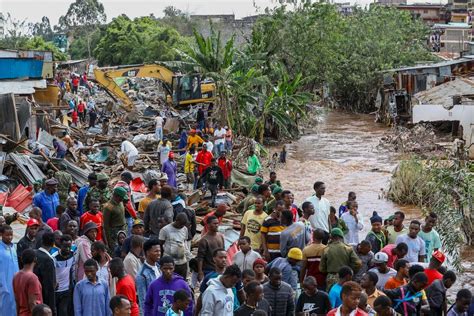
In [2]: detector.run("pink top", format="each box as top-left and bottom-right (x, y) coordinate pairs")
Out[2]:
(76, 235), (93, 280)
(381, 244), (397, 268)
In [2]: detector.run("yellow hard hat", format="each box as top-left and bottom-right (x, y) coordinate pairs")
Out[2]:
(287, 248), (303, 260)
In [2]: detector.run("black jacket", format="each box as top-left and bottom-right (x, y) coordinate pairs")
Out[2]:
(201, 166), (224, 187)
(34, 248), (57, 315)
(17, 235), (35, 268)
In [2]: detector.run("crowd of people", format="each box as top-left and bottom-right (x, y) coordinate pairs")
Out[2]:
(1, 168), (473, 316)
(0, 86), (472, 316)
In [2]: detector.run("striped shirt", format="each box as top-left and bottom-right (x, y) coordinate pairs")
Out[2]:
(260, 214), (285, 255)
(302, 243), (327, 288)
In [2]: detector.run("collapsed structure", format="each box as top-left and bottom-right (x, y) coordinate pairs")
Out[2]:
(0, 49), (274, 243)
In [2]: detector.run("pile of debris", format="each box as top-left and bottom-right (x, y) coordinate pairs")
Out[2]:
(378, 123), (447, 156)
(0, 76), (276, 243)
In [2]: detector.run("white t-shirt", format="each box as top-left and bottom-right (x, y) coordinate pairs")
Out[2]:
(368, 267), (397, 290)
(232, 250), (261, 271)
(305, 195), (331, 232)
(121, 140), (138, 156)
(155, 116), (164, 128)
(204, 141), (214, 153)
(158, 223), (190, 265)
(214, 128), (226, 145)
(395, 234), (426, 263)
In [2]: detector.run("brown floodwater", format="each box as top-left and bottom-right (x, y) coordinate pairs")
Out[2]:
(276, 108), (474, 297)
(278, 109), (416, 222)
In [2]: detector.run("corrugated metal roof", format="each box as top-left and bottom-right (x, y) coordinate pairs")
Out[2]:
(414, 78), (474, 105)
(8, 153), (45, 185)
(0, 79), (47, 94)
(386, 58), (474, 72)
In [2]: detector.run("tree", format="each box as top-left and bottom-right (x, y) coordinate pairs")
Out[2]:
(56, 0), (106, 30)
(0, 13), (32, 49)
(180, 26), (310, 141)
(32, 16), (53, 41)
(68, 27), (103, 59)
(160, 6), (196, 36)
(56, 0), (107, 58)
(246, 3), (434, 112)
(163, 6), (185, 18)
(94, 15), (186, 66)
(24, 37), (68, 61)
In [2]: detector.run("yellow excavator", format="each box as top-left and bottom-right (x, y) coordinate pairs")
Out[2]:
(93, 64), (216, 111)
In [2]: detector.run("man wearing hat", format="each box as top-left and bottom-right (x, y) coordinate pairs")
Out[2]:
(365, 211), (387, 254)
(103, 187), (128, 251)
(217, 150), (232, 189)
(76, 222), (99, 280)
(424, 250), (446, 286)
(33, 178), (60, 222)
(114, 171), (138, 233)
(267, 247), (303, 291)
(85, 173), (111, 212)
(121, 218), (146, 256)
(320, 228), (362, 290)
(161, 151), (177, 188)
(77, 173), (97, 215)
(368, 252), (396, 289)
(17, 219), (40, 267)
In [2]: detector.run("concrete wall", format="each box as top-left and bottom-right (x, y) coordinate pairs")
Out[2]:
(191, 16), (257, 47)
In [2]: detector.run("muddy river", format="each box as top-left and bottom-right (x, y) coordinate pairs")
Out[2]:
(276, 109), (473, 297)
(278, 109), (410, 220)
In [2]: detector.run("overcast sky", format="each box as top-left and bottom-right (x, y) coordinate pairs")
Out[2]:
(1, 0), (447, 26)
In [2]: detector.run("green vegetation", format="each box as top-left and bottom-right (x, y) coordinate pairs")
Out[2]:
(94, 15), (187, 66)
(389, 159), (474, 269)
(249, 3), (434, 112)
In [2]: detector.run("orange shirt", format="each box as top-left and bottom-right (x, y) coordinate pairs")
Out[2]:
(384, 276), (407, 290)
(80, 211), (104, 241)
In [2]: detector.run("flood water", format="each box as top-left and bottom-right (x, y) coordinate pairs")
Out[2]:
(276, 109), (474, 297)
(278, 109), (412, 222)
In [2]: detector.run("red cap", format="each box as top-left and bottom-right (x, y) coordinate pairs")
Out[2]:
(190, 129), (196, 133)
(253, 258), (267, 269)
(27, 218), (40, 227)
(432, 250), (446, 263)
(168, 152), (174, 159)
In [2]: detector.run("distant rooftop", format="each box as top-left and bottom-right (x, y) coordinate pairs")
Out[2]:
(432, 22), (471, 28)
(398, 3), (445, 7)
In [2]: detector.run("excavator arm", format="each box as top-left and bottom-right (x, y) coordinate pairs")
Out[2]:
(93, 64), (176, 111)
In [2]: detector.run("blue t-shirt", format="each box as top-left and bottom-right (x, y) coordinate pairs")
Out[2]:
(33, 191), (60, 222)
(329, 283), (343, 308)
(200, 271), (242, 310)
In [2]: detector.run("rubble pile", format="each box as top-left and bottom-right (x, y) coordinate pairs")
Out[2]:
(378, 123), (447, 155)
(0, 75), (275, 239)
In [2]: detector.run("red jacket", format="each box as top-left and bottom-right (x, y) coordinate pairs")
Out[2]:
(217, 157), (232, 180)
(196, 150), (213, 175)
